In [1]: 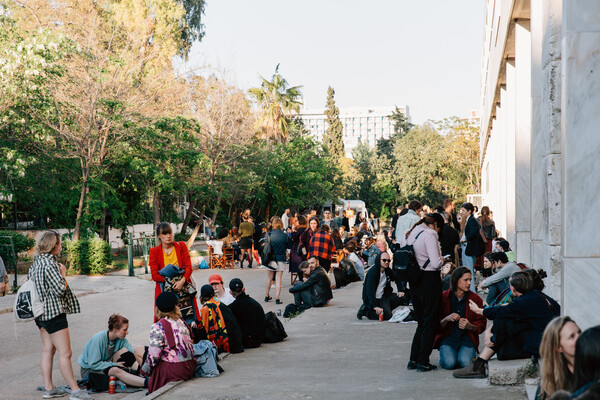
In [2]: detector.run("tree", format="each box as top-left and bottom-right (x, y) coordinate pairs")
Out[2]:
(389, 106), (414, 138)
(323, 86), (345, 160)
(249, 66), (303, 143)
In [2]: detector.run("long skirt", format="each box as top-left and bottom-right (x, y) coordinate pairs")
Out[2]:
(148, 359), (196, 394)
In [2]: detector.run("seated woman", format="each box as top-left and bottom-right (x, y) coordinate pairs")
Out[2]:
(343, 244), (365, 281)
(287, 258), (333, 314)
(453, 269), (560, 379)
(198, 285), (229, 354)
(478, 252), (521, 305)
(569, 325), (600, 398)
(357, 253), (407, 321)
(78, 314), (146, 388)
(362, 237), (381, 269)
(536, 316), (580, 400)
(141, 292), (196, 394)
(433, 267), (487, 370)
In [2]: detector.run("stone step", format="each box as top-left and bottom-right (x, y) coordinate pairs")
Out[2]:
(488, 357), (538, 385)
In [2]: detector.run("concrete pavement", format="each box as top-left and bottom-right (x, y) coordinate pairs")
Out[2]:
(0, 265), (526, 400)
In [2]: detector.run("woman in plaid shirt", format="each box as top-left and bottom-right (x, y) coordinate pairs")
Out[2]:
(29, 231), (92, 399)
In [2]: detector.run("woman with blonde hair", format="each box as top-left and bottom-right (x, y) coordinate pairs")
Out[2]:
(537, 316), (581, 399)
(29, 231), (92, 399)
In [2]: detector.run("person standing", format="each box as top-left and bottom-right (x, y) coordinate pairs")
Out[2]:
(308, 225), (336, 272)
(264, 217), (290, 304)
(459, 203), (485, 292)
(320, 210), (338, 231)
(395, 200), (422, 241)
(289, 215), (307, 277)
(444, 199), (461, 232)
(29, 231), (93, 400)
(238, 216), (255, 269)
(0, 255), (7, 296)
(281, 208), (290, 231)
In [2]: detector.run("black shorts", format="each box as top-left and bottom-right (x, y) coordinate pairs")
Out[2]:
(239, 237), (253, 249)
(35, 313), (68, 334)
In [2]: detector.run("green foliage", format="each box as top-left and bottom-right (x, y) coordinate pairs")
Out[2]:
(0, 231), (35, 256)
(63, 238), (111, 274)
(323, 87), (345, 160)
(389, 106), (414, 139)
(174, 233), (191, 242)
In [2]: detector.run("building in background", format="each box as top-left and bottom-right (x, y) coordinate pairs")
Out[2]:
(480, 0), (600, 328)
(299, 106), (410, 157)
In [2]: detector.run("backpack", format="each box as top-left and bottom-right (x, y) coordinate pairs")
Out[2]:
(392, 230), (429, 285)
(260, 233), (273, 266)
(14, 278), (44, 322)
(263, 311), (287, 343)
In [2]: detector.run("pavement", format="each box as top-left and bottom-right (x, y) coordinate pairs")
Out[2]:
(0, 263), (527, 400)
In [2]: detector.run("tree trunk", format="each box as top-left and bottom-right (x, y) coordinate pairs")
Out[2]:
(73, 166), (90, 241)
(180, 196), (198, 234)
(100, 187), (107, 241)
(186, 205), (206, 249)
(153, 190), (161, 228)
(211, 189), (223, 224)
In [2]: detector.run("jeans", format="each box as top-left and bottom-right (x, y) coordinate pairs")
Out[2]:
(461, 243), (476, 292)
(486, 280), (508, 305)
(439, 343), (477, 369)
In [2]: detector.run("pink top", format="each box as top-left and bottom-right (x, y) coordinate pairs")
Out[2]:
(401, 224), (444, 271)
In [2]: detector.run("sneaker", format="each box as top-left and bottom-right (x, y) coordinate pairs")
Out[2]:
(407, 360), (417, 370)
(275, 299), (282, 304)
(70, 389), (94, 400)
(416, 363), (438, 372)
(43, 388), (67, 398)
(264, 296), (272, 302)
(453, 359), (487, 379)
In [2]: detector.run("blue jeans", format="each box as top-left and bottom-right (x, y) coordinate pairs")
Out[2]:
(486, 280), (508, 305)
(439, 343), (477, 370)
(461, 243), (476, 292)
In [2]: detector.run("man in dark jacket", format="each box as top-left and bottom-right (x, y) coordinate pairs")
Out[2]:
(228, 278), (265, 349)
(357, 253), (407, 320)
(460, 202), (485, 292)
(288, 256), (333, 311)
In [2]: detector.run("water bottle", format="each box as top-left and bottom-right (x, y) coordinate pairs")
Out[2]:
(108, 376), (116, 394)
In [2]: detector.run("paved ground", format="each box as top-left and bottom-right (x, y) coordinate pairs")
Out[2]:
(0, 263), (526, 400)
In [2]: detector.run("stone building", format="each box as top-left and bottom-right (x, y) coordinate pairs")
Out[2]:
(480, 0), (600, 328)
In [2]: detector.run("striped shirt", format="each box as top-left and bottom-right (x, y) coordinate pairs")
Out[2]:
(29, 253), (80, 321)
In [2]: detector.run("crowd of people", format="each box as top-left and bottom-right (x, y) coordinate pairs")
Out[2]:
(22, 197), (600, 398)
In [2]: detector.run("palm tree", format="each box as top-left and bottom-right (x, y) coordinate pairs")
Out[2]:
(249, 66), (303, 143)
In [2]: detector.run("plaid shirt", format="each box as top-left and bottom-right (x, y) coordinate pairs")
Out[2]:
(29, 253), (80, 321)
(308, 232), (336, 261)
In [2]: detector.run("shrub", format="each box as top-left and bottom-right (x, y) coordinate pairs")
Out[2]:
(174, 233), (190, 242)
(63, 239), (89, 274)
(0, 231), (35, 257)
(63, 238), (112, 275)
(88, 237), (112, 275)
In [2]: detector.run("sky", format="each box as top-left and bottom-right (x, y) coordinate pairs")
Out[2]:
(182, 0), (485, 125)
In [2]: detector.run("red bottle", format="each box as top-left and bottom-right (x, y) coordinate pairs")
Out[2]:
(108, 376), (116, 394)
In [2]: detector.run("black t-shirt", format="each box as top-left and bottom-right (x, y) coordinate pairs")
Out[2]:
(440, 223), (460, 260)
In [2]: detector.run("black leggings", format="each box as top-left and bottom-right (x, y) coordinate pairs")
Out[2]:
(409, 271), (442, 365)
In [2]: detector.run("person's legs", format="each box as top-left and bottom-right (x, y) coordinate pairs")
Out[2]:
(275, 270), (283, 300)
(265, 270), (275, 299)
(39, 328), (56, 390)
(417, 273), (442, 366)
(107, 366), (146, 387)
(409, 286), (423, 363)
(133, 346), (145, 368)
(439, 344), (458, 370)
(457, 345), (477, 368)
(381, 294), (403, 321)
(485, 282), (503, 305)
(50, 328), (79, 391)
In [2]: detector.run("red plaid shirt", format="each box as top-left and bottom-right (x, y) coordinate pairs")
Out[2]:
(308, 232), (336, 260)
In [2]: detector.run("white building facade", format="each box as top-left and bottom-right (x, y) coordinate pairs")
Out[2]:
(299, 106), (410, 157)
(481, 0), (600, 328)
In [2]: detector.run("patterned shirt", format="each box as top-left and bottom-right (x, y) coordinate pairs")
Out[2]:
(308, 232), (336, 261)
(28, 253), (80, 321)
(142, 317), (194, 375)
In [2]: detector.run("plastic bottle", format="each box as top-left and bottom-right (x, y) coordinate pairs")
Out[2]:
(108, 376), (116, 394)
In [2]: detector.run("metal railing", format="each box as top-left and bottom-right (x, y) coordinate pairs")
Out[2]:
(126, 233), (157, 276)
(0, 236), (18, 290)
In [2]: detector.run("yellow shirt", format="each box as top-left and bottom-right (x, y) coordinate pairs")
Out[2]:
(163, 248), (179, 267)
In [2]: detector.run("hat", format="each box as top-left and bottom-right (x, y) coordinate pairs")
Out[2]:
(200, 284), (215, 299)
(229, 278), (244, 292)
(156, 292), (177, 313)
(208, 273), (223, 285)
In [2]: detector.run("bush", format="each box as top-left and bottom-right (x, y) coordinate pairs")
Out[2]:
(174, 233), (190, 242)
(0, 231), (36, 257)
(63, 238), (112, 275)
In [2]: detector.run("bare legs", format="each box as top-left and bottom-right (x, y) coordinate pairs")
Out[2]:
(265, 270), (275, 299)
(106, 347), (146, 387)
(39, 327), (80, 392)
(265, 270), (283, 301)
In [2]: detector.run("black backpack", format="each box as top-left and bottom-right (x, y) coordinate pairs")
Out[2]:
(259, 233), (273, 266)
(263, 311), (287, 343)
(393, 230), (429, 285)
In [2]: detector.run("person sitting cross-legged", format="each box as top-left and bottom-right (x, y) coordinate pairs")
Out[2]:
(357, 253), (407, 321)
(228, 278), (266, 349)
(433, 267), (487, 370)
(286, 257), (332, 315)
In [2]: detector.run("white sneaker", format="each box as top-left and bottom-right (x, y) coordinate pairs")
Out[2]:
(70, 389), (94, 400)
(43, 388), (67, 398)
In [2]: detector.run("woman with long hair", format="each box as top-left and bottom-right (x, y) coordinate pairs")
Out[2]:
(264, 217), (290, 304)
(29, 231), (92, 399)
(569, 325), (600, 397)
(290, 215), (307, 276)
(299, 217), (319, 262)
(404, 213), (448, 372)
(149, 222), (200, 323)
(477, 206), (497, 268)
(537, 316), (580, 399)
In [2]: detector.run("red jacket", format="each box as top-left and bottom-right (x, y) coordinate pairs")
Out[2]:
(149, 241), (199, 322)
(433, 289), (487, 350)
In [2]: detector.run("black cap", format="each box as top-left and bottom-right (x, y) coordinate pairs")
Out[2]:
(156, 291), (177, 313)
(229, 278), (244, 292)
(200, 284), (215, 298)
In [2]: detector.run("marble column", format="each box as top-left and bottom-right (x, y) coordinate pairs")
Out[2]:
(561, 0), (600, 329)
(514, 20), (532, 265)
(505, 60), (517, 249)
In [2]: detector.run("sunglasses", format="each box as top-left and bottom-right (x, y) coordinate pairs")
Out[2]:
(381, 259), (391, 263)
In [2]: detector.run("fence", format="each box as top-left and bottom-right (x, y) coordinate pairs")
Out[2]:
(126, 233), (157, 277)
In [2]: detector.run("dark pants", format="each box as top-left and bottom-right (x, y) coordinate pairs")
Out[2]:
(366, 294), (405, 321)
(292, 284), (326, 309)
(410, 271), (442, 365)
(317, 257), (331, 272)
(492, 318), (534, 360)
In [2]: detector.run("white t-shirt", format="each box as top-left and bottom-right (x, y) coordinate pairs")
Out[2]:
(218, 289), (236, 306)
(375, 270), (387, 299)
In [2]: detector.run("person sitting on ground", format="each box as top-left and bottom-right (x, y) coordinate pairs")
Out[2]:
(343, 244), (365, 280)
(362, 237), (381, 269)
(228, 278), (266, 349)
(197, 285), (230, 354)
(497, 239), (516, 262)
(357, 253), (407, 321)
(141, 292), (196, 394)
(209, 273), (235, 306)
(453, 269), (560, 379)
(287, 258), (333, 314)
(536, 316), (581, 400)
(308, 224), (336, 272)
(78, 314), (147, 389)
(478, 251), (521, 305)
(339, 225), (349, 240)
(433, 267), (487, 370)
(333, 256), (361, 289)
(343, 226), (359, 246)
(204, 280), (243, 354)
